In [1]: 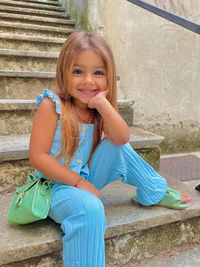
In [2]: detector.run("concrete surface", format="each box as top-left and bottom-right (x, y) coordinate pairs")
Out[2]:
(1, 178), (199, 266)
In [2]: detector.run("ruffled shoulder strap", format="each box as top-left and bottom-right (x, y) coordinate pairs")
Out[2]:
(36, 89), (61, 116)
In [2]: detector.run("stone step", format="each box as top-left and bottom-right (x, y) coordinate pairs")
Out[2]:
(14, 0), (62, 7)
(0, 74), (52, 99)
(0, 12), (75, 27)
(132, 244), (200, 267)
(0, 0), (65, 12)
(0, 71), (120, 99)
(0, 21), (75, 38)
(0, 98), (134, 135)
(0, 49), (58, 71)
(0, 179), (198, 266)
(0, 33), (66, 51)
(0, 127), (163, 192)
(0, 5), (69, 19)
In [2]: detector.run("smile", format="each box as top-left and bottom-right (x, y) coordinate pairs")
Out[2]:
(78, 89), (98, 95)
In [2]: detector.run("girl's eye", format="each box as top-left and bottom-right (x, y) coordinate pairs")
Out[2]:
(73, 69), (83, 75)
(94, 71), (104, 75)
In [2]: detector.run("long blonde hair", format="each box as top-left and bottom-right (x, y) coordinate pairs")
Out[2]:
(52, 31), (117, 162)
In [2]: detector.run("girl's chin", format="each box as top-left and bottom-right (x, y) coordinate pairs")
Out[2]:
(74, 99), (91, 107)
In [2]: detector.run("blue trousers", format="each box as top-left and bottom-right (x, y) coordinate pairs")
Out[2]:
(49, 139), (167, 267)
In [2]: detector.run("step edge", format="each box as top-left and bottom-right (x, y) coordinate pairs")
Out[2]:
(0, 0), (65, 11)
(0, 12), (74, 24)
(0, 5), (69, 17)
(14, 0), (62, 7)
(0, 21), (76, 33)
(0, 183), (199, 265)
(0, 70), (56, 78)
(0, 71), (119, 79)
(0, 127), (163, 162)
(0, 32), (68, 43)
(0, 98), (132, 109)
(0, 48), (59, 58)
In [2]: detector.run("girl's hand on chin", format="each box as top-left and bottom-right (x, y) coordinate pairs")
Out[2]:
(88, 88), (108, 109)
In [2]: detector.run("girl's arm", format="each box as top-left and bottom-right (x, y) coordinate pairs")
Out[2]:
(29, 98), (100, 198)
(88, 90), (130, 146)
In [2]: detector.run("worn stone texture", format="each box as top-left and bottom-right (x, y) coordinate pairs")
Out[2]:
(0, 36), (63, 52)
(0, 24), (71, 38)
(134, 246), (200, 267)
(0, 49), (59, 58)
(136, 147), (160, 171)
(105, 217), (200, 266)
(118, 106), (133, 127)
(0, 100), (35, 110)
(0, 5), (69, 19)
(1, 252), (64, 267)
(0, 100), (133, 134)
(0, 110), (34, 135)
(154, 127), (200, 154)
(0, 12), (73, 26)
(0, 55), (57, 72)
(0, 159), (34, 193)
(0, 76), (51, 99)
(0, 180), (199, 266)
(0, 0), (64, 12)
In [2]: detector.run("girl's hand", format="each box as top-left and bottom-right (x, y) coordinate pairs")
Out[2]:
(88, 88), (108, 109)
(77, 179), (101, 199)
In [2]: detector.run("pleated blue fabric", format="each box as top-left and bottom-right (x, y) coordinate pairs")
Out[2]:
(35, 90), (167, 267)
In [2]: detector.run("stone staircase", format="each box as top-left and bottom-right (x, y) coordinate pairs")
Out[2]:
(1, 0), (199, 266)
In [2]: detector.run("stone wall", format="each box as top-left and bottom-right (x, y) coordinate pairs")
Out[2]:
(59, 0), (89, 30)
(60, 0), (200, 153)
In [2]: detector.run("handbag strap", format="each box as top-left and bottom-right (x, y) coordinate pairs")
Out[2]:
(16, 175), (51, 207)
(16, 176), (39, 194)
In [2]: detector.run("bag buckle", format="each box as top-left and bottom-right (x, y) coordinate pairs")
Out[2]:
(42, 180), (51, 189)
(17, 190), (24, 206)
(40, 180), (51, 195)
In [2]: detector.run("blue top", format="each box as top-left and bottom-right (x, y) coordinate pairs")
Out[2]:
(35, 89), (94, 185)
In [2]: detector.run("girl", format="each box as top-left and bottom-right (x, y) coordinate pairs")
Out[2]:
(29, 31), (191, 267)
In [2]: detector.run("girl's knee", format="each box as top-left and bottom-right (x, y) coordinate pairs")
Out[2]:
(61, 193), (106, 234)
(76, 195), (106, 234)
(82, 196), (106, 227)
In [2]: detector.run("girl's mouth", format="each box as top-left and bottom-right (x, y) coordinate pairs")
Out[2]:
(78, 89), (98, 95)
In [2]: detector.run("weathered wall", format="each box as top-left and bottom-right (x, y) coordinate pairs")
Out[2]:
(59, 0), (89, 30)
(60, 0), (200, 153)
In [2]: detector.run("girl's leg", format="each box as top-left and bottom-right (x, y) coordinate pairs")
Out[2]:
(88, 138), (167, 206)
(49, 184), (106, 267)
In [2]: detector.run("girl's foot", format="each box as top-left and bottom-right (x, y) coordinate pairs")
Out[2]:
(132, 188), (192, 210)
(180, 193), (192, 203)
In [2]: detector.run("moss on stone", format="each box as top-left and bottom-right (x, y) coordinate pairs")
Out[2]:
(68, 1), (90, 31)
(105, 216), (200, 266)
(136, 147), (160, 171)
(159, 131), (200, 154)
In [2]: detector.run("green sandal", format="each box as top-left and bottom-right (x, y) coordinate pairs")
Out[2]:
(131, 187), (189, 210)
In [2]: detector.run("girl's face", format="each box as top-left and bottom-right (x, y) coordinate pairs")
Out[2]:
(70, 49), (108, 108)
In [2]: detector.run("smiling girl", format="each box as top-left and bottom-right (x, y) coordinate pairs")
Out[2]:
(29, 31), (191, 267)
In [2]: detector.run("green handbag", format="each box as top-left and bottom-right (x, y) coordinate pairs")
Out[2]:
(7, 174), (51, 225)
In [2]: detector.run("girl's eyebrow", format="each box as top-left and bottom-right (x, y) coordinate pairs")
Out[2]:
(73, 64), (105, 69)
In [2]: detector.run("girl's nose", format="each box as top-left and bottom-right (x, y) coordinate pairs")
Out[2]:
(84, 73), (94, 84)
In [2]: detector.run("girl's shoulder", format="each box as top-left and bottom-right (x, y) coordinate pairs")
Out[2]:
(36, 89), (61, 116)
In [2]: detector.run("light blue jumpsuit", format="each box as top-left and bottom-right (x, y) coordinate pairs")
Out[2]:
(35, 89), (167, 267)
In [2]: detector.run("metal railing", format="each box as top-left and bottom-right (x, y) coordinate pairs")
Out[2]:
(126, 0), (200, 35)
